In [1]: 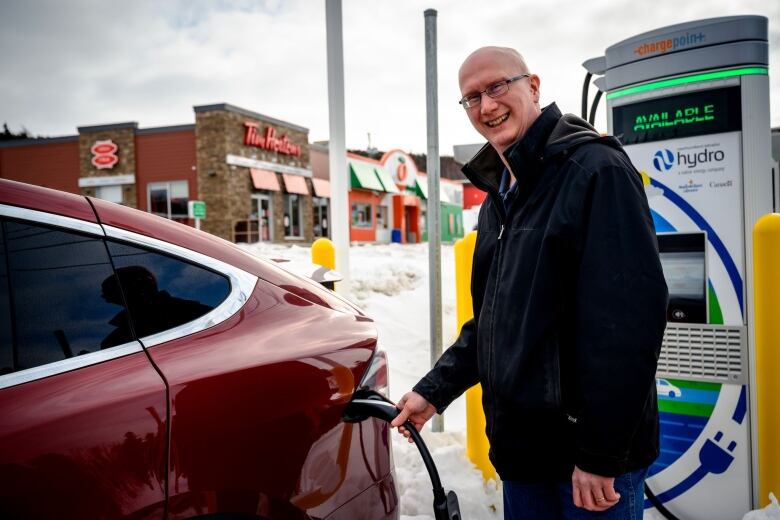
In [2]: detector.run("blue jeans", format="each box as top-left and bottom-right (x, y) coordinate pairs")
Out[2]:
(503, 467), (648, 519)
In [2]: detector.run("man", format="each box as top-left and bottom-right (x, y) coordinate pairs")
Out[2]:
(391, 47), (668, 519)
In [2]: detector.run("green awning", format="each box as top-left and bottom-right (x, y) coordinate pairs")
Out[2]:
(350, 161), (384, 191)
(374, 167), (400, 193)
(414, 178), (428, 199)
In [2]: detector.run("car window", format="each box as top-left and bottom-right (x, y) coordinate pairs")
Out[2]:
(106, 240), (230, 339)
(0, 218), (133, 373)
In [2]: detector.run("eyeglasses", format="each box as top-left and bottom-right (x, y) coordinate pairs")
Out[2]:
(458, 74), (531, 109)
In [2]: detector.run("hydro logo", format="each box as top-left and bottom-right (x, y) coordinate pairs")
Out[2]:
(653, 149), (675, 172)
(678, 148), (725, 168)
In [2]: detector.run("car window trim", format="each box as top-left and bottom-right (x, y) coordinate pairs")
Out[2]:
(0, 204), (104, 236)
(102, 225), (258, 348)
(0, 341), (144, 390)
(0, 205), (257, 387)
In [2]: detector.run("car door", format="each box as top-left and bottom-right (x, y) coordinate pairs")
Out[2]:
(85, 196), (397, 519)
(92, 224), (390, 519)
(0, 209), (168, 519)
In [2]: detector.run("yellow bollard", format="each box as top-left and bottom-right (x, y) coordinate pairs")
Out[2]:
(454, 232), (476, 329)
(312, 238), (337, 290)
(753, 213), (780, 506)
(311, 237), (336, 270)
(454, 231), (496, 481)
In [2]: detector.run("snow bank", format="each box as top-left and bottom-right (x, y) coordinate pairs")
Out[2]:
(743, 493), (780, 520)
(393, 429), (503, 520)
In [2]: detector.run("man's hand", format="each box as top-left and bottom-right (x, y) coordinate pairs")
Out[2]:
(571, 466), (620, 511)
(390, 391), (436, 443)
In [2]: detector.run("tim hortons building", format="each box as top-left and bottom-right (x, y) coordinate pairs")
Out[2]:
(0, 103), (327, 244)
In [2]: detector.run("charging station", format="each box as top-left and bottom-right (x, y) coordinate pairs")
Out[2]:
(584, 16), (773, 519)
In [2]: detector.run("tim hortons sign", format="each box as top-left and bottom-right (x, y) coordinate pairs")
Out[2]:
(243, 122), (302, 157)
(91, 140), (119, 169)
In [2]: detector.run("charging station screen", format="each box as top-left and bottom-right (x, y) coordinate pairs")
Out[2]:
(657, 232), (707, 323)
(661, 252), (705, 298)
(614, 86), (741, 145)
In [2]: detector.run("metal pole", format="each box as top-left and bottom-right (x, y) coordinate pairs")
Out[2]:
(424, 8), (443, 433)
(325, 0), (350, 295)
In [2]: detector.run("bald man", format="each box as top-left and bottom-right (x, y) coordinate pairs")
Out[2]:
(391, 47), (668, 519)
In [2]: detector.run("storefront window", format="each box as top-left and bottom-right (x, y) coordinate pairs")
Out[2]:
(313, 197), (329, 237)
(251, 194), (273, 241)
(96, 185), (123, 204)
(148, 181), (189, 223)
(284, 194), (303, 238)
(237, 194), (274, 243)
(451, 189), (463, 206)
(376, 205), (388, 229)
(352, 203), (372, 228)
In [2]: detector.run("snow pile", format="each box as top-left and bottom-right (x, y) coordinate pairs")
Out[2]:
(393, 429), (502, 520)
(238, 241), (425, 302)
(743, 493), (780, 520)
(347, 244), (425, 301)
(351, 263), (422, 300)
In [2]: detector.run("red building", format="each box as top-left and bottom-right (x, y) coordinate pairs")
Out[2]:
(311, 146), (443, 244)
(0, 104), (323, 244)
(1, 104), (465, 244)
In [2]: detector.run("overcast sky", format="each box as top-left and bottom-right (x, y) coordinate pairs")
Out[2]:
(0, 0), (777, 154)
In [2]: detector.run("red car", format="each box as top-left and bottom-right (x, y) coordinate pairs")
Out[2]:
(0, 178), (398, 519)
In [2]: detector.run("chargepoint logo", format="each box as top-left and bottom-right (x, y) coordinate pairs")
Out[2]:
(633, 31), (706, 57)
(653, 149), (675, 172)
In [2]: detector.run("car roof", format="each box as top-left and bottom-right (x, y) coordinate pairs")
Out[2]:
(0, 178), (97, 223)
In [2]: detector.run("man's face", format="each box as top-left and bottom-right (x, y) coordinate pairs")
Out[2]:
(459, 51), (541, 154)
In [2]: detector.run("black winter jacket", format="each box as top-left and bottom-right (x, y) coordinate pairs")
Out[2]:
(413, 104), (668, 481)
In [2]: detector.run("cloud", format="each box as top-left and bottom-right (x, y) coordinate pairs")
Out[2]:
(0, 0), (777, 154)
(646, 185), (664, 198)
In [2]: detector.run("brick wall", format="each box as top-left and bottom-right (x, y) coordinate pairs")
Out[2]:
(136, 129), (197, 212)
(79, 126), (137, 207)
(0, 139), (80, 192)
(195, 106), (310, 242)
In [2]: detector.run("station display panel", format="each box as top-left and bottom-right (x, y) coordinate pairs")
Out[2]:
(657, 232), (707, 323)
(613, 87), (742, 144)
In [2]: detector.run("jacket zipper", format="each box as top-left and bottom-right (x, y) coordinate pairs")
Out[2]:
(487, 205), (506, 442)
(463, 161), (509, 444)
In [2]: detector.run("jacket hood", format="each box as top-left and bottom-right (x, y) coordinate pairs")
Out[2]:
(545, 113), (602, 157)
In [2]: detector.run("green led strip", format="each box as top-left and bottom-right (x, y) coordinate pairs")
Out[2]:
(607, 67), (768, 99)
